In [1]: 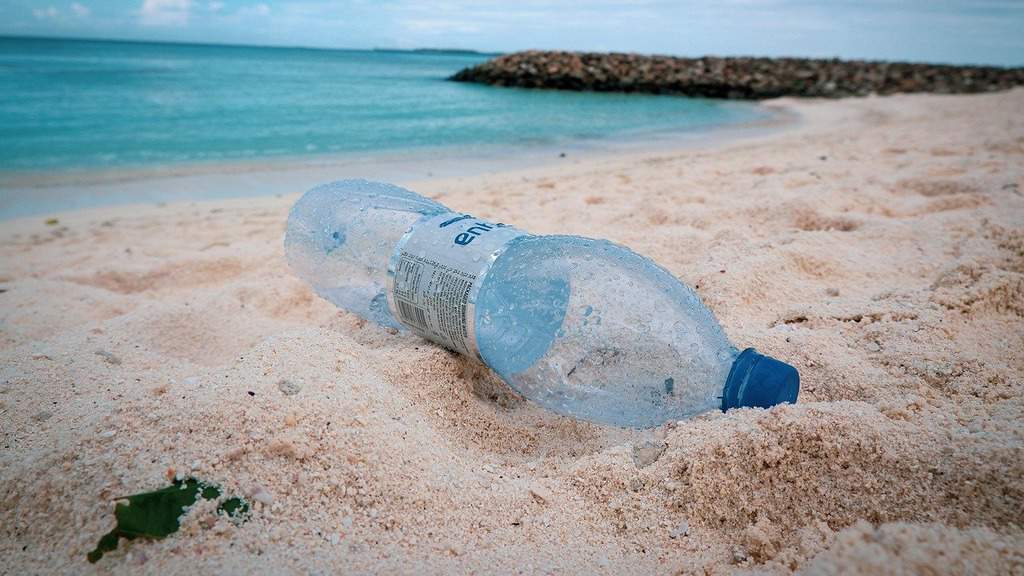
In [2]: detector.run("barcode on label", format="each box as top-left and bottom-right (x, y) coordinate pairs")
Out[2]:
(396, 299), (428, 329)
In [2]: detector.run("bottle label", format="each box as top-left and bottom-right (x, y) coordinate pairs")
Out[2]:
(386, 212), (527, 357)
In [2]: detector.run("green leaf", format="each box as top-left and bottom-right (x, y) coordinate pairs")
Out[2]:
(218, 496), (250, 518)
(88, 477), (247, 564)
(201, 483), (222, 500)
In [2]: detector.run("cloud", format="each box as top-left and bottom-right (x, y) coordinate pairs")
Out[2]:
(32, 6), (59, 19)
(139, 0), (192, 26)
(70, 2), (90, 17)
(207, 0), (224, 12)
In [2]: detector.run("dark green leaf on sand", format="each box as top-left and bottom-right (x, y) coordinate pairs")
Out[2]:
(219, 496), (248, 517)
(88, 477), (249, 563)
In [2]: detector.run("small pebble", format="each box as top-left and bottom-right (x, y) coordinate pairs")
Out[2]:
(94, 350), (122, 365)
(732, 545), (749, 563)
(628, 476), (644, 492)
(866, 341), (881, 352)
(669, 521), (689, 539)
(529, 483), (553, 504)
(632, 440), (667, 468)
(31, 411), (53, 422)
(277, 379), (301, 396)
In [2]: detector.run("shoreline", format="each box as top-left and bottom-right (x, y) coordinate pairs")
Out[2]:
(0, 101), (792, 220)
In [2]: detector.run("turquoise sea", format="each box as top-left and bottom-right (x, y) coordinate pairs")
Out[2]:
(0, 36), (766, 174)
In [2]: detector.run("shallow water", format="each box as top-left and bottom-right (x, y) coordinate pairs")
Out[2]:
(0, 36), (766, 174)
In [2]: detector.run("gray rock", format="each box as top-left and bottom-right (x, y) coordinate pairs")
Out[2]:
(451, 51), (1024, 100)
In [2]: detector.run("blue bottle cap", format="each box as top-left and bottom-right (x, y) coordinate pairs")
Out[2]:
(722, 348), (799, 411)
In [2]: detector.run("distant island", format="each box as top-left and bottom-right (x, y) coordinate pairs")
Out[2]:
(451, 51), (1024, 99)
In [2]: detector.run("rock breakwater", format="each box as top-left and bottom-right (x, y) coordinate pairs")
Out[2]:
(451, 51), (1024, 99)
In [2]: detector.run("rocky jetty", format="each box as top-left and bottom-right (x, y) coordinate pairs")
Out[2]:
(451, 51), (1024, 99)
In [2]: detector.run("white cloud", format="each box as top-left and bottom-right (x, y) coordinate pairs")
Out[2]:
(207, 0), (224, 12)
(139, 0), (192, 26)
(32, 6), (59, 19)
(70, 2), (90, 17)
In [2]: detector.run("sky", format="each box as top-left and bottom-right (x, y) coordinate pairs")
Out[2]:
(1, 0), (1022, 66)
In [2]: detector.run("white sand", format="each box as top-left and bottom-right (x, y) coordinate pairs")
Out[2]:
(1, 89), (1022, 574)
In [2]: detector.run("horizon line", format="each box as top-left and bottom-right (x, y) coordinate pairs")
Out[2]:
(1, 33), (1020, 69)
(0, 33), (504, 56)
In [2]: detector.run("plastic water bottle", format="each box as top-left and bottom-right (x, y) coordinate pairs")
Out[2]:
(285, 179), (799, 428)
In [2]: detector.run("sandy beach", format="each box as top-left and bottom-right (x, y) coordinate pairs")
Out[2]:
(1, 88), (1022, 574)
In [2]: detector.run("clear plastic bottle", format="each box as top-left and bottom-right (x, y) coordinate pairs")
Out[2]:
(286, 179), (799, 428)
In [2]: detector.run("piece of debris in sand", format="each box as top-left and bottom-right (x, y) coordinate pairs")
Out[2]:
(88, 477), (249, 563)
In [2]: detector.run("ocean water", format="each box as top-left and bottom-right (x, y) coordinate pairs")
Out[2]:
(0, 36), (766, 174)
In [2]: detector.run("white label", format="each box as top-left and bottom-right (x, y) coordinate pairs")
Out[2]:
(386, 212), (527, 357)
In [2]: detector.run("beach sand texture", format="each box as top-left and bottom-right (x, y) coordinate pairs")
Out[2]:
(1, 89), (1022, 574)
